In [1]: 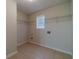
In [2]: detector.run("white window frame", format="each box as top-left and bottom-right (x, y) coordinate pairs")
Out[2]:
(36, 15), (45, 29)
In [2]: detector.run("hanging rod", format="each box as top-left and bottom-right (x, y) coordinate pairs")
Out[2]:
(29, 15), (72, 23)
(17, 15), (72, 23)
(45, 15), (72, 20)
(17, 20), (27, 22)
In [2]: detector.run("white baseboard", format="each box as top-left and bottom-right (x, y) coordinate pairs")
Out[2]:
(17, 41), (27, 46)
(7, 50), (18, 58)
(29, 41), (72, 56)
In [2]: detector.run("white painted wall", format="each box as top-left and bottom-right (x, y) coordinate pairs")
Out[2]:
(17, 11), (29, 46)
(6, 0), (17, 55)
(29, 1), (73, 55)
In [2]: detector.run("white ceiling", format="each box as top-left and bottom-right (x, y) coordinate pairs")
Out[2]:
(17, 0), (70, 14)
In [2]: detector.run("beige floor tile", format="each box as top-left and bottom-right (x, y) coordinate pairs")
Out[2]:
(9, 42), (72, 59)
(54, 51), (72, 59)
(8, 52), (29, 59)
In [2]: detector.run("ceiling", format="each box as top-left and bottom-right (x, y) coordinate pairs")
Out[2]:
(17, 0), (70, 14)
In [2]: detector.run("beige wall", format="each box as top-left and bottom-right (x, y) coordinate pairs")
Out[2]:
(17, 11), (29, 45)
(29, 1), (73, 55)
(6, 0), (17, 55)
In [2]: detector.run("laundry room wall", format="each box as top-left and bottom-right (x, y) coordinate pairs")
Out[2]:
(17, 10), (29, 46)
(6, 0), (17, 56)
(29, 1), (73, 55)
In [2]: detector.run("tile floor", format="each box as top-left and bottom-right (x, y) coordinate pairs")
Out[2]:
(8, 42), (72, 59)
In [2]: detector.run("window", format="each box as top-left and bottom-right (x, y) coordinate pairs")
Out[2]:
(36, 15), (45, 29)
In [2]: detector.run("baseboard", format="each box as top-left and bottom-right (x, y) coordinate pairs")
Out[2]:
(29, 41), (72, 56)
(7, 50), (18, 58)
(17, 41), (27, 46)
